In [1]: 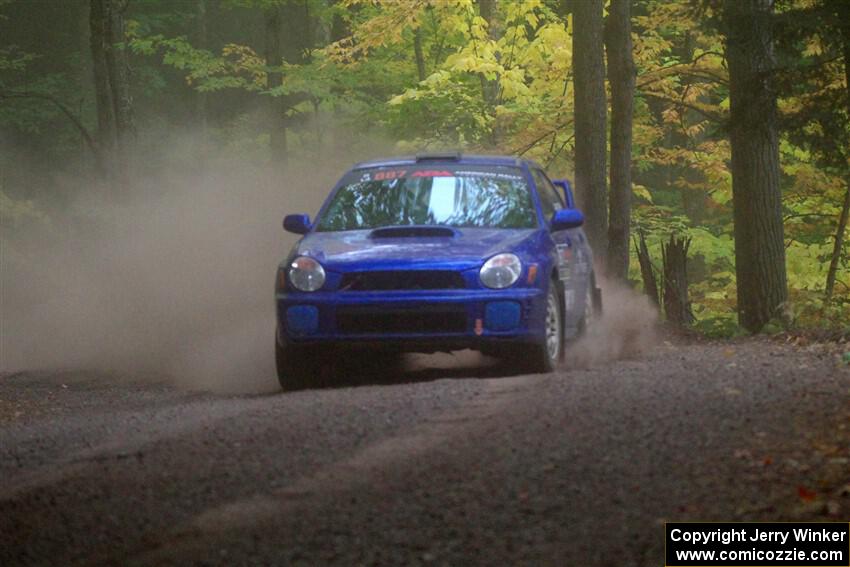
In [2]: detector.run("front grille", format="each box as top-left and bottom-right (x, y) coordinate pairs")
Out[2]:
(339, 271), (465, 291)
(336, 307), (467, 335)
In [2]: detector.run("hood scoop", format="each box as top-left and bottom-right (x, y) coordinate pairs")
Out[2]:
(370, 226), (457, 239)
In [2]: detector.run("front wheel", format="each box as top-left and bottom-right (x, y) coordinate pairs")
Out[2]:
(520, 282), (563, 373)
(276, 335), (321, 391)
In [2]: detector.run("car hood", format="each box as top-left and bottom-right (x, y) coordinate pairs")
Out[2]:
(294, 227), (540, 270)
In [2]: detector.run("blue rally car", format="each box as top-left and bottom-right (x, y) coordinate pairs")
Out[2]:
(276, 153), (601, 390)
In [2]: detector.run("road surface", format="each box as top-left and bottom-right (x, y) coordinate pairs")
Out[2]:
(1, 338), (848, 565)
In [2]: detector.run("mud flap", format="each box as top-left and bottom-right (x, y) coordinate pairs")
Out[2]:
(562, 286), (580, 340)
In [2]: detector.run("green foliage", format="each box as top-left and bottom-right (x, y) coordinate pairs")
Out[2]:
(0, 189), (46, 227)
(0, 46), (36, 71)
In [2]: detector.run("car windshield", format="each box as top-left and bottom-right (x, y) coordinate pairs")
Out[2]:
(316, 165), (537, 231)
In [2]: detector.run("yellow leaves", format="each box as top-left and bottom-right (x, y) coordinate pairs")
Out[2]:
(633, 0), (728, 161)
(381, 0), (566, 133)
(499, 67), (529, 100)
(467, 15), (489, 41)
(524, 23), (570, 79)
(802, 35), (825, 57)
(324, 0), (431, 64)
(633, 184), (653, 203)
(221, 44), (258, 61)
(389, 69), (452, 105)
(786, 241), (833, 291)
(535, 22), (570, 53)
(503, 0), (542, 24)
(443, 49), (499, 83)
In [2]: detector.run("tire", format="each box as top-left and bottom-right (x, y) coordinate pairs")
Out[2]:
(275, 334), (318, 391)
(521, 281), (563, 373)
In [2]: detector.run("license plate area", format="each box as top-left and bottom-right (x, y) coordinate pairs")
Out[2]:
(336, 306), (467, 335)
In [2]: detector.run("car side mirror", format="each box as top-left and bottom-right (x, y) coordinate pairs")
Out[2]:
(552, 179), (576, 208)
(551, 208), (585, 231)
(283, 214), (311, 235)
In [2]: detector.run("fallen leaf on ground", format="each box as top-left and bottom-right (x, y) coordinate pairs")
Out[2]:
(798, 485), (817, 502)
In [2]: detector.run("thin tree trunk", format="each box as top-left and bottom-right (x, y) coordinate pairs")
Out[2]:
(264, 5), (286, 163)
(106, 0), (133, 141)
(413, 27), (426, 82)
(825, 27), (850, 303)
(724, 0), (788, 332)
(477, 0), (499, 105)
(604, 0), (635, 281)
(77, 0), (93, 108)
(826, 30), (850, 301)
(78, 0), (93, 169)
(825, 181), (850, 301)
(573, 0), (608, 257)
(89, 0), (132, 178)
(89, 0), (116, 151)
(281, 0), (315, 151)
(477, 0), (500, 144)
(195, 0), (209, 135)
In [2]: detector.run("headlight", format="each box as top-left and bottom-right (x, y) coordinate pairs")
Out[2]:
(480, 253), (522, 289)
(288, 256), (326, 292)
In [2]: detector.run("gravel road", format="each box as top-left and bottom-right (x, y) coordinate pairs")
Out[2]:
(1, 338), (849, 566)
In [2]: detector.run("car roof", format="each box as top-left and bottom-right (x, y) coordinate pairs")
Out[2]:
(351, 153), (544, 171)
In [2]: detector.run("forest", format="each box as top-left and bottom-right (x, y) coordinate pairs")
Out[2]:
(1, 0), (849, 340)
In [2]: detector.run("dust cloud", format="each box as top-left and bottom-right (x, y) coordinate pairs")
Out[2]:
(1, 136), (657, 394)
(564, 277), (660, 369)
(1, 133), (391, 393)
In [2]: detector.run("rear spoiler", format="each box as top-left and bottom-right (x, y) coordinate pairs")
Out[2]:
(415, 152), (461, 162)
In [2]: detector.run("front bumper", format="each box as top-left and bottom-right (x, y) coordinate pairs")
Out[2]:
(276, 287), (547, 349)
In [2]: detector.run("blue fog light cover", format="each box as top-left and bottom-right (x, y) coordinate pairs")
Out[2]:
(286, 305), (319, 335)
(485, 301), (521, 331)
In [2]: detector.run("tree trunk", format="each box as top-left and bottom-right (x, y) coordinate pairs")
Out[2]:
(661, 235), (693, 327)
(825, 181), (850, 301)
(330, 0), (349, 43)
(281, 0), (316, 150)
(89, 0), (133, 178)
(106, 0), (133, 142)
(89, 0), (116, 151)
(282, 0), (313, 65)
(573, 0), (608, 257)
(195, 0), (208, 135)
(476, 0), (499, 106)
(635, 231), (660, 307)
(826, 30), (850, 301)
(724, 0), (787, 332)
(264, 5), (286, 163)
(604, 0), (635, 281)
(77, 0), (94, 167)
(477, 0), (500, 144)
(413, 27), (426, 82)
